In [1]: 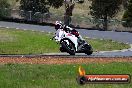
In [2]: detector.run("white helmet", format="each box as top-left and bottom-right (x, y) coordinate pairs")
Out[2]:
(55, 21), (62, 25)
(55, 21), (63, 30)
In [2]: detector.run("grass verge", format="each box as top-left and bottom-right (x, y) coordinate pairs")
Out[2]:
(86, 38), (130, 51)
(0, 62), (131, 88)
(0, 28), (59, 54)
(0, 28), (130, 54)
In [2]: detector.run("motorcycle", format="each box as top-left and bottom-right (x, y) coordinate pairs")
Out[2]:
(52, 28), (93, 55)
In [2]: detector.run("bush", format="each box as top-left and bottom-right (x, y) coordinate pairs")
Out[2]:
(0, 0), (10, 19)
(122, 0), (132, 27)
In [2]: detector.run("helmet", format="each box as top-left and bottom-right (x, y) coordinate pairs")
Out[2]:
(55, 21), (63, 30)
(63, 25), (73, 33)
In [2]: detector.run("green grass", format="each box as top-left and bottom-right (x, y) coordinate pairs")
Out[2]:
(86, 38), (130, 51)
(0, 28), (130, 54)
(0, 28), (59, 54)
(0, 62), (131, 88)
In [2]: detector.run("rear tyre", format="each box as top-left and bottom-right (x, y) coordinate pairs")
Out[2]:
(61, 40), (76, 55)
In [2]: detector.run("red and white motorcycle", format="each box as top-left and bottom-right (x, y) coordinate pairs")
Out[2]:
(53, 22), (93, 55)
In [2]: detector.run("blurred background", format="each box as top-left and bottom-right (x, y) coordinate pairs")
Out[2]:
(0, 0), (132, 32)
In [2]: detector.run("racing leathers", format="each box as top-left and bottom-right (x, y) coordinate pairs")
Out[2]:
(63, 25), (85, 45)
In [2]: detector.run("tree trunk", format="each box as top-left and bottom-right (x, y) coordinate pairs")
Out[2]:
(103, 14), (108, 31)
(64, 1), (75, 26)
(64, 15), (71, 26)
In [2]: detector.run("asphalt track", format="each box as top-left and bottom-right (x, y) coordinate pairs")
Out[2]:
(0, 21), (132, 57)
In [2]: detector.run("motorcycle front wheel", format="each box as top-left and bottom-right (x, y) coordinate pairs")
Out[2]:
(61, 40), (76, 55)
(84, 44), (93, 55)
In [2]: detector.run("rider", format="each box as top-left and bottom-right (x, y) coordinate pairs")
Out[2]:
(55, 21), (63, 30)
(63, 25), (85, 45)
(54, 21), (85, 45)
(54, 21), (64, 41)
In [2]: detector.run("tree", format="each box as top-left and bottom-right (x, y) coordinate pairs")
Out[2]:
(64, 0), (84, 25)
(20, 0), (84, 24)
(48, 0), (63, 8)
(20, 0), (64, 21)
(0, 0), (10, 19)
(122, 0), (129, 9)
(89, 0), (122, 30)
(20, 0), (63, 14)
(64, 1), (75, 25)
(20, 0), (48, 14)
(122, 0), (132, 27)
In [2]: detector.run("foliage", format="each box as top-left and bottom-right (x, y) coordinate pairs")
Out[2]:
(48, 0), (63, 9)
(122, 0), (132, 27)
(20, 0), (63, 14)
(122, 0), (129, 9)
(0, 0), (10, 19)
(89, 0), (122, 30)
(20, 0), (49, 13)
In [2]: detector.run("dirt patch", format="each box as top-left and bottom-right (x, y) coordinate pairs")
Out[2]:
(0, 57), (132, 64)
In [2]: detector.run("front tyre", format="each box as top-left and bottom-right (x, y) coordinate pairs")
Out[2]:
(84, 44), (93, 55)
(61, 40), (76, 55)
(60, 46), (66, 52)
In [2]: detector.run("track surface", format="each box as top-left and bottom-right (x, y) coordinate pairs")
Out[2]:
(0, 21), (132, 57)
